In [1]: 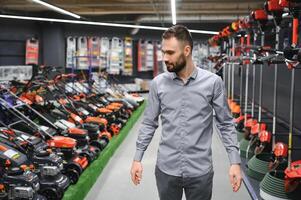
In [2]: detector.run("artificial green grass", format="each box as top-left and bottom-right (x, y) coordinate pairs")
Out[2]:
(62, 101), (146, 200)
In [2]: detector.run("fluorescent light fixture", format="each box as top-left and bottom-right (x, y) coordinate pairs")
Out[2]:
(171, 0), (176, 25)
(0, 14), (218, 35)
(32, 0), (81, 19)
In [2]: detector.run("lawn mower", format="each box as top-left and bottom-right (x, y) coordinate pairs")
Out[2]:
(2, 87), (100, 164)
(23, 90), (108, 154)
(57, 79), (123, 135)
(66, 80), (127, 118)
(35, 80), (112, 146)
(0, 120), (70, 199)
(0, 142), (45, 200)
(44, 74), (121, 135)
(0, 90), (88, 184)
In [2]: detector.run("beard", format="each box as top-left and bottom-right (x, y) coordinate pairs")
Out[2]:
(165, 53), (186, 73)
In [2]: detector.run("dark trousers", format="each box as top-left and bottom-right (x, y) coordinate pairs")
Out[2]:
(155, 166), (214, 200)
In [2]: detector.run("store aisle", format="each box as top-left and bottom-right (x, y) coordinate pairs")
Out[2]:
(85, 113), (252, 200)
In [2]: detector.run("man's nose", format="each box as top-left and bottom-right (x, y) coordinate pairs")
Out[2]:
(163, 54), (169, 63)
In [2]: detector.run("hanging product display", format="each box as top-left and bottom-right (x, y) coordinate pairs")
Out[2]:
(108, 37), (124, 75)
(137, 40), (154, 72)
(123, 37), (133, 76)
(66, 36), (76, 69)
(207, 0), (301, 199)
(192, 42), (201, 68)
(77, 37), (89, 70)
(146, 41), (154, 71)
(88, 37), (101, 68)
(25, 38), (39, 65)
(153, 41), (164, 77)
(100, 37), (110, 70)
(200, 44), (210, 69)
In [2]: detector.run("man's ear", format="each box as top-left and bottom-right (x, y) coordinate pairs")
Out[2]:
(184, 45), (191, 57)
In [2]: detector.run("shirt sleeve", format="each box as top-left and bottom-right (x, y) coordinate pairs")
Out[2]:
(134, 79), (160, 162)
(212, 76), (241, 165)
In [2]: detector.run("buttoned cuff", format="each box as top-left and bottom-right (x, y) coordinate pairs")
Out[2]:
(134, 149), (145, 162)
(228, 150), (241, 165)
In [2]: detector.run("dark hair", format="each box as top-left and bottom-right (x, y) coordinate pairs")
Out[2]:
(162, 25), (193, 50)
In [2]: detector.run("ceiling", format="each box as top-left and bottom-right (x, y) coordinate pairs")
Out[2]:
(0, 0), (266, 30)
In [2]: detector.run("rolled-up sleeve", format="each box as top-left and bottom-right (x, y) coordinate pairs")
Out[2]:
(212, 76), (241, 165)
(134, 79), (161, 161)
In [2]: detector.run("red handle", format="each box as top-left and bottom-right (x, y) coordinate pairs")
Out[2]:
(240, 37), (245, 46)
(292, 18), (298, 46)
(246, 34), (251, 53)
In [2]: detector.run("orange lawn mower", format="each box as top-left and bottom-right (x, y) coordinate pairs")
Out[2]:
(14, 88), (101, 162)
(54, 78), (124, 134)
(0, 122), (70, 199)
(23, 81), (113, 150)
(44, 87), (114, 143)
(0, 92), (88, 185)
(0, 141), (46, 200)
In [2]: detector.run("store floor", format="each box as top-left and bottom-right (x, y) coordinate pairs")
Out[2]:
(85, 113), (252, 200)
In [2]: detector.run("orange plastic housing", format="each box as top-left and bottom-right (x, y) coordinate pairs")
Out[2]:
(252, 9), (268, 20)
(245, 118), (258, 128)
(285, 160), (301, 178)
(47, 136), (77, 148)
(274, 142), (288, 157)
(251, 123), (267, 135)
(267, 0), (283, 11)
(259, 130), (272, 143)
(85, 116), (108, 126)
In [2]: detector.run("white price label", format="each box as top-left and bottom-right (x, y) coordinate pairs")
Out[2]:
(4, 149), (20, 159)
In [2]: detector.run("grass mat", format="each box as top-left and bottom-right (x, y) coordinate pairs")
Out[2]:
(63, 101), (146, 200)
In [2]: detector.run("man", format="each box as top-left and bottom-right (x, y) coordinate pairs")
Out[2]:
(130, 25), (242, 200)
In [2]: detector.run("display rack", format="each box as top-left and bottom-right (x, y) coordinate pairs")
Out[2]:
(123, 37), (133, 76)
(77, 37), (89, 70)
(153, 41), (164, 77)
(88, 37), (101, 68)
(137, 39), (154, 72)
(108, 37), (124, 75)
(66, 37), (76, 69)
(99, 37), (110, 70)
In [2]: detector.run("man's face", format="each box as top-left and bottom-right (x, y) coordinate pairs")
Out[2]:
(161, 37), (188, 73)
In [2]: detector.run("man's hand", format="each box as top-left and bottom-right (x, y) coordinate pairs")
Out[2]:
(131, 161), (143, 185)
(229, 164), (242, 192)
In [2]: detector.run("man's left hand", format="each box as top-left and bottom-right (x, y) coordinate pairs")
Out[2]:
(229, 164), (242, 192)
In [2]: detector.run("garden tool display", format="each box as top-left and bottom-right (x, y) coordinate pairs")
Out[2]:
(240, 9), (268, 159)
(260, 1), (301, 199)
(283, 3), (301, 193)
(0, 90), (89, 184)
(246, 0), (286, 181)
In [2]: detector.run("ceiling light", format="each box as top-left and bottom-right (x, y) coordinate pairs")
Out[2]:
(0, 14), (218, 35)
(171, 0), (176, 25)
(32, 0), (81, 19)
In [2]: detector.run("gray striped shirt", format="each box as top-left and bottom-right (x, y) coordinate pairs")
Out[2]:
(134, 67), (241, 177)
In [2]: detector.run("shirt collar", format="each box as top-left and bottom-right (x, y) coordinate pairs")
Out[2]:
(171, 67), (198, 80)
